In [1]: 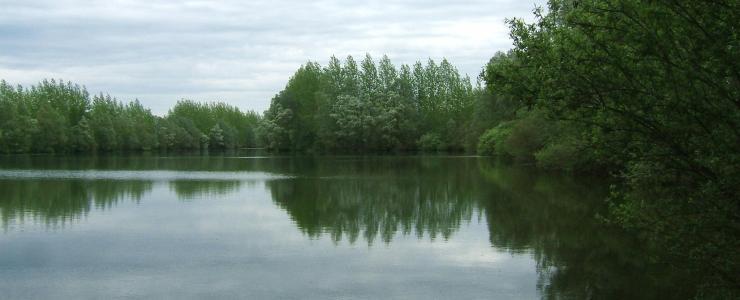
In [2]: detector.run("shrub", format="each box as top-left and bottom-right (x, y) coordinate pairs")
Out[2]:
(476, 122), (512, 156)
(535, 139), (582, 171)
(417, 133), (443, 152)
(502, 110), (550, 161)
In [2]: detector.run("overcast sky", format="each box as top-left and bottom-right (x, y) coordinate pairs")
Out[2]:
(0, 0), (545, 115)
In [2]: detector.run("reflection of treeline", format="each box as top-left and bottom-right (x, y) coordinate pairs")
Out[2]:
(0, 153), (274, 172)
(476, 161), (693, 299)
(169, 180), (243, 200)
(266, 157), (694, 297)
(1, 153), (479, 176)
(0, 178), (255, 227)
(0, 179), (152, 227)
(267, 157), (486, 244)
(0, 80), (260, 153)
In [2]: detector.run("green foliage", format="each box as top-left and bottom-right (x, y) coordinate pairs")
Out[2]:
(476, 122), (511, 156)
(88, 94), (120, 151)
(168, 100), (259, 149)
(476, 109), (553, 162)
(70, 116), (95, 152)
(535, 138), (582, 172)
(208, 124), (225, 149)
(501, 110), (551, 161)
(417, 133), (442, 152)
(0, 116), (37, 153)
(257, 102), (293, 150)
(484, 0), (740, 295)
(260, 54), (476, 152)
(0, 80), (260, 153)
(33, 103), (68, 153)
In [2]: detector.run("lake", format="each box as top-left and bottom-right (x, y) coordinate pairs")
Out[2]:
(0, 154), (686, 299)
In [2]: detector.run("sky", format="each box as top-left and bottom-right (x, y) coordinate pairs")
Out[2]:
(0, 0), (545, 115)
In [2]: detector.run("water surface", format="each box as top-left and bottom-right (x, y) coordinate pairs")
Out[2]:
(0, 154), (684, 299)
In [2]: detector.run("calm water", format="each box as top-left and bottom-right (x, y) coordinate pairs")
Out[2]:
(0, 154), (685, 299)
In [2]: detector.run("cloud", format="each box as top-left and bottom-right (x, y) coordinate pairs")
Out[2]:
(0, 0), (545, 115)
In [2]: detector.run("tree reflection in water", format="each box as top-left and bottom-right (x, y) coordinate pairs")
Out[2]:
(0, 155), (692, 298)
(0, 179), (152, 228)
(268, 157), (691, 299)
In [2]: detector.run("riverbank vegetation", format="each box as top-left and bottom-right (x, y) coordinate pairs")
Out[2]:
(0, 80), (260, 153)
(483, 0), (739, 296)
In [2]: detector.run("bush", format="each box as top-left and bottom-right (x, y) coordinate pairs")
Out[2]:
(535, 139), (582, 171)
(417, 133), (443, 152)
(502, 110), (551, 161)
(476, 122), (512, 156)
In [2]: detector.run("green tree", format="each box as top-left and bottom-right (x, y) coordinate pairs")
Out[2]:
(0, 79), (260, 153)
(208, 124), (225, 149)
(70, 116), (96, 152)
(261, 55), (476, 152)
(485, 0), (740, 294)
(33, 102), (68, 152)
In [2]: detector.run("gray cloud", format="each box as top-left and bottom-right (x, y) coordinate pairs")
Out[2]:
(0, 0), (545, 114)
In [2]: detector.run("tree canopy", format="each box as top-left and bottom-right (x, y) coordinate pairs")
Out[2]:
(258, 54), (480, 152)
(0, 79), (260, 153)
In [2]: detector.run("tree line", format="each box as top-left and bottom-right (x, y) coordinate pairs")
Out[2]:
(258, 54), (485, 152)
(0, 79), (260, 153)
